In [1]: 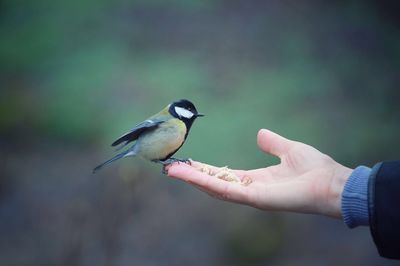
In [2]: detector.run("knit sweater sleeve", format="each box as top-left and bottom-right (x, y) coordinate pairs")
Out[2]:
(341, 166), (371, 228)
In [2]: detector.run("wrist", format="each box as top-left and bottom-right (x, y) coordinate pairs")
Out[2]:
(326, 163), (353, 219)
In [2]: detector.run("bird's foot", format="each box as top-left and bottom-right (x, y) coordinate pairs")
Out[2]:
(157, 158), (192, 174)
(159, 158), (192, 165)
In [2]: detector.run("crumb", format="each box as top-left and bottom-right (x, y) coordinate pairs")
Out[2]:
(195, 163), (251, 185)
(214, 167), (241, 182)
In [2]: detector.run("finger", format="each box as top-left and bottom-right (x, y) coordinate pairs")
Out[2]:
(162, 160), (205, 171)
(190, 161), (248, 180)
(167, 163), (250, 203)
(192, 184), (219, 198)
(190, 161), (219, 174)
(257, 129), (294, 158)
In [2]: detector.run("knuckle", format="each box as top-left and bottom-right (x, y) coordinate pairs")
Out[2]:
(216, 193), (230, 201)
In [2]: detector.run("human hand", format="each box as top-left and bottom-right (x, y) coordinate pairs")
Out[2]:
(166, 129), (352, 219)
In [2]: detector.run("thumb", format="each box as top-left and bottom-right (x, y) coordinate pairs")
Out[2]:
(257, 129), (294, 157)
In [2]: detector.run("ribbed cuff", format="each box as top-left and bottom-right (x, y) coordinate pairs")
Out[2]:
(342, 166), (371, 228)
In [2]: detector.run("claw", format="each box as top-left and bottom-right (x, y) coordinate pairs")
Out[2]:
(161, 158), (190, 165)
(162, 165), (168, 175)
(155, 158), (192, 174)
(182, 158), (192, 165)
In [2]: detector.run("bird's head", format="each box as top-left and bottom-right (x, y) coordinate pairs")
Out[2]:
(168, 99), (204, 122)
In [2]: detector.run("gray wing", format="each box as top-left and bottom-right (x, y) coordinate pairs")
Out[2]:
(111, 119), (165, 148)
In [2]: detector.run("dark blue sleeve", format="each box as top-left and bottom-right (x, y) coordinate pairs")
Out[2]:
(369, 161), (400, 259)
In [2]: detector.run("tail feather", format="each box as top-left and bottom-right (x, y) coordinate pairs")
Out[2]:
(93, 150), (134, 173)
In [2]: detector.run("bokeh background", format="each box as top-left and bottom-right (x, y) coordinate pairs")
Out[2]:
(1, 0), (400, 265)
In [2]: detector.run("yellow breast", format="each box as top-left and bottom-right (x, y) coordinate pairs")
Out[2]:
(136, 119), (187, 160)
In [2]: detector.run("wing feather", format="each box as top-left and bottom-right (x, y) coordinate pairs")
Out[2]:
(111, 119), (165, 147)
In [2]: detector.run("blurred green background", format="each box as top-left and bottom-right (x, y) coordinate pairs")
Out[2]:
(1, 0), (400, 265)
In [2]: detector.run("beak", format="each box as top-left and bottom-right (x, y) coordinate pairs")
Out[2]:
(196, 113), (205, 117)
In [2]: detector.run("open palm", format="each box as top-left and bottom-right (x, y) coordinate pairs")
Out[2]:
(167, 129), (352, 218)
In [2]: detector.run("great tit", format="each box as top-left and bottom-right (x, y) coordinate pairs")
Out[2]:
(93, 99), (204, 173)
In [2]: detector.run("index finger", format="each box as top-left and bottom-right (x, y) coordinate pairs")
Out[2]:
(184, 160), (248, 180)
(167, 163), (250, 203)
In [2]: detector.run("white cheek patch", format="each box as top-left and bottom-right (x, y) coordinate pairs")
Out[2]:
(175, 106), (194, 119)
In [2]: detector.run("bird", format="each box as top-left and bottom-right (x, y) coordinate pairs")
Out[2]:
(93, 99), (204, 173)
